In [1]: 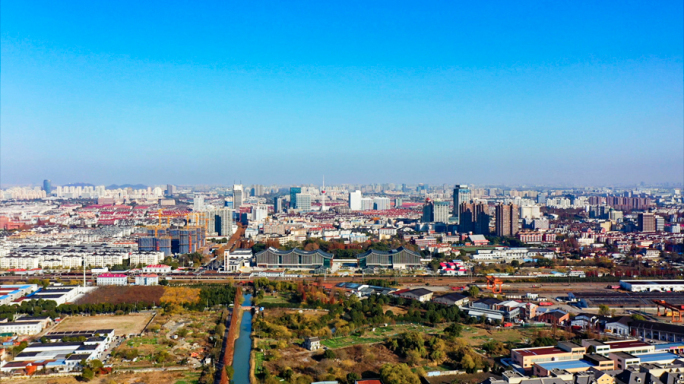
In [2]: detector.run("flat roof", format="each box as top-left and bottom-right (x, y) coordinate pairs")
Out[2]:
(536, 360), (593, 370)
(638, 353), (679, 363)
(606, 340), (651, 349)
(514, 346), (567, 357)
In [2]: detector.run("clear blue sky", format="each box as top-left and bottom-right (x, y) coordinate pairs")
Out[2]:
(2, 0), (682, 187)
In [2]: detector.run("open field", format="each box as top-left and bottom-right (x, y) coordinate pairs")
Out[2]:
(53, 313), (154, 336)
(78, 286), (165, 305)
(108, 309), (223, 370)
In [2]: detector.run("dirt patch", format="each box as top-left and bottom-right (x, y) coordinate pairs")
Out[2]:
(382, 305), (407, 315)
(53, 313), (154, 336)
(78, 286), (165, 305)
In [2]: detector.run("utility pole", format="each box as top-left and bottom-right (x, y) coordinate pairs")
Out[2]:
(82, 257), (86, 292)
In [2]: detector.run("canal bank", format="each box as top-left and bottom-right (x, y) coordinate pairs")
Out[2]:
(232, 294), (253, 384)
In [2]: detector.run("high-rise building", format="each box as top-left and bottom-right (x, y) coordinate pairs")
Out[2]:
(421, 200), (450, 224)
(349, 190), (362, 211)
(373, 197), (390, 210)
(395, 198), (403, 208)
(536, 192), (548, 204)
(274, 196), (285, 213)
(215, 208), (233, 236)
(452, 185), (471, 223)
(166, 184), (176, 196)
(459, 202), (490, 234)
(655, 216), (665, 232)
(193, 195), (205, 211)
(495, 203), (519, 237)
(422, 200), (433, 223)
(290, 187), (302, 209)
(360, 197), (374, 210)
(42, 180), (52, 194)
(434, 201), (450, 224)
(638, 213), (656, 233)
(296, 193), (311, 211)
(233, 185), (243, 209)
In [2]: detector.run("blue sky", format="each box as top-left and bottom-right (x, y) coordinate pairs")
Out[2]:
(2, 0), (682, 187)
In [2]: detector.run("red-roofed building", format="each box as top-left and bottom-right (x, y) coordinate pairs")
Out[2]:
(96, 273), (128, 286)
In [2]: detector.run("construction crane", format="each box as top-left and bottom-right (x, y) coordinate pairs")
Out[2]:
(653, 300), (683, 323)
(486, 276), (503, 294)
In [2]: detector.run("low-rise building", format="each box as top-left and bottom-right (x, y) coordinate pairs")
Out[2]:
(135, 274), (159, 286)
(96, 273), (127, 286)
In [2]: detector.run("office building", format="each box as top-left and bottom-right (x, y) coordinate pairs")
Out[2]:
(395, 197), (403, 208)
(638, 213), (656, 233)
(536, 192), (548, 204)
(96, 273), (128, 286)
(349, 190), (362, 210)
(42, 180), (52, 194)
(373, 197), (390, 210)
(233, 184), (243, 209)
(296, 193), (312, 211)
(495, 203), (519, 237)
(290, 187), (302, 209)
(460, 202), (490, 234)
(422, 200), (434, 223)
(655, 216), (665, 232)
(166, 184), (176, 196)
(453, 185), (471, 224)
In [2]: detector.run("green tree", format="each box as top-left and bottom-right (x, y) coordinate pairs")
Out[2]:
(80, 367), (94, 381)
(347, 372), (361, 384)
(380, 363), (421, 384)
(468, 285), (480, 297)
(598, 304), (610, 316)
(444, 323), (463, 338)
(322, 349), (336, 359)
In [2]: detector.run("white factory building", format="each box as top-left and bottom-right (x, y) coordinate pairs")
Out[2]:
(620, 280), (684, 293)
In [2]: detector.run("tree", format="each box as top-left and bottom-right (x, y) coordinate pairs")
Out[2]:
(347, 372), (360, 384)
(460, 354), (476, 373)
(380, 363), (421, 384)
(80, 367), (95, 381)
(322, 349), (336, 360)
(468, 285), (480, 297)
(598, 304), (610, 316)
(444, 323), (463, 338)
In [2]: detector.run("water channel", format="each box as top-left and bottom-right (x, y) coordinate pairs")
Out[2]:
(232, 293), (253, 384)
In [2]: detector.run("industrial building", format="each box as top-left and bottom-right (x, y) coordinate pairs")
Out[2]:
(620, 280), (684, 293)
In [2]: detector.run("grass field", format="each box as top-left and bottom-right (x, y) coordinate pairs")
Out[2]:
(54, 313), (154, 336)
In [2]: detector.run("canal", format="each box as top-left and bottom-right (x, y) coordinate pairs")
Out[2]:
(232, 293), (253, 384)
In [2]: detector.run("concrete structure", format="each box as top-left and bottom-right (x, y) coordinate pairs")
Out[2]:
(233, 184), (244, 209)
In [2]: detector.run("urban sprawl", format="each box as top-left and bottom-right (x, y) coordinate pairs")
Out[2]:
(0, 181), (682, 384)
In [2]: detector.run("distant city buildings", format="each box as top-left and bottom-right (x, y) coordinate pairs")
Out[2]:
(42, 179), (52, 194)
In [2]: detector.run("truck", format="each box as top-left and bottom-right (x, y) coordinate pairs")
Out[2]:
(538, 301), (554, 306)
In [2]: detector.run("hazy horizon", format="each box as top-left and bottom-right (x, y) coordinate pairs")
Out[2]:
(2, 1), (683, 187)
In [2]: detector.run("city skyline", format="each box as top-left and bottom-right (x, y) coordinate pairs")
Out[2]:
(2, 1), (683, 186)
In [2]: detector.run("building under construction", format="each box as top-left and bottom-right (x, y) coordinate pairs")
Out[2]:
(138, 227), (205, 256)
(137, 211), (207, 256)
